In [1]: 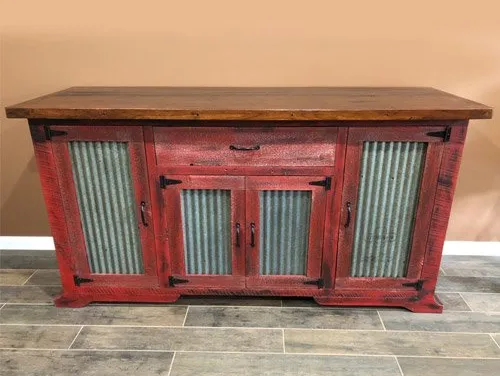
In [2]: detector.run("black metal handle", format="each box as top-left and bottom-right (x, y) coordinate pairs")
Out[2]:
(250, 222), (256, 247)
(235, 223), (240, 247)
(344, 202), (351, 228)
(229, 145), (260, 151)
(140, 201), (148, 227)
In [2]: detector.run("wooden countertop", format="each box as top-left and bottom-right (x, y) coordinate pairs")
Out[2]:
(5, 86), (492, 121)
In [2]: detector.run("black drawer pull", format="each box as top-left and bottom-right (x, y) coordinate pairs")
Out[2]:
(229, 145), (260, 151)
(235, 223), (241, 247)
(250, 222), (256, 247)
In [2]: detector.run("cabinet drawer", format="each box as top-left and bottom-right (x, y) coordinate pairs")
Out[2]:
(154, 127), (337, 167)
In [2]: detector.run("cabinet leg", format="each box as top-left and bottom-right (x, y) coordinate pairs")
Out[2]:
(54, 294), (93, 308)
(403, 294), (443, 313)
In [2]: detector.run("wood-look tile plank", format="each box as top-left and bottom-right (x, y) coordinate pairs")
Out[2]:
(285, 330), (500, 357)
(0, 250), (58, 270)
(461, 293), (500, 312)
(72, 326), (283, 352)
(0, 270), (36, 286)
(397, 357), (500, 376)
(0, 325), (81, 349)
(0, 304), (187, 326)
(170, 352), (401, 376)
(0, 286), (61, 304)
(184, 306), (383, 329)
(378, 310), (500, 333)
(0, 350), (174, 376)
(437, 276), (500, 293)
(24, 270), (61, 286)
(436, 293), (471, 311)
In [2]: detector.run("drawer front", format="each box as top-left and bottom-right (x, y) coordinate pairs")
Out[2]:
(154, 127), (337, 167)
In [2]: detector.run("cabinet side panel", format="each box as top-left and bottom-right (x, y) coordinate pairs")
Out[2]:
(28, 125), (75, 293)
(421, 123), (468, 290)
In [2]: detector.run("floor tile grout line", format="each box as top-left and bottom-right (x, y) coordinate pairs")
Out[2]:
(0, 303), (6, 310)
(0, 323), (498, 335)
(394, 356), (404, 376)
(440, 268), (447, 276)
(0, 348), (499, 359)
(282, 329), (286, 354)
(376, 310), (387, 331)
(21, 270), (38, 286)
(490, 334), (500, 350)
(67, 325), (84, 350)
(166, 351), (176, 376)
(182, 306), (190, 326)
(458, 292), (475, 312)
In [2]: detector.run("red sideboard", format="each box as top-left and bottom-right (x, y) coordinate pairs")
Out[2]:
(6, 87), (492, 312)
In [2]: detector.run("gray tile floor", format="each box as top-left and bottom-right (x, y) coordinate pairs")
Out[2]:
(0, 251), (499, 375)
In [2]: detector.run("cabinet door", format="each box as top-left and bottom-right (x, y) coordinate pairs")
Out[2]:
(336, 127), (445, 290)
(162, 175), (246, 288)
(246, 176), (328, 288)
(52, 126), (157, 287)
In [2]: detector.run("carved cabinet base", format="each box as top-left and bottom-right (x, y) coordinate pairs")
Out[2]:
(6, 87), (491, 312)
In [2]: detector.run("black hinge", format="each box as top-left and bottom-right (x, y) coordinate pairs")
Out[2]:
(160, 175), (183, 189)
(169, 276), (189, 287)
(309, 177), (331, 191)
(73, 275), (93, 286)
(426, 127), (452, 142)
(402, 279), (424, 291)
(303, 278), (324, 289)
(44, 126), (68, 140)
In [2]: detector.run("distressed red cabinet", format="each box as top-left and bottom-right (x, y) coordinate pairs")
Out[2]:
(6, 87), (492, 312)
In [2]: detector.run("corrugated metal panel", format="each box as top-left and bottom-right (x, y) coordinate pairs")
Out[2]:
(181, 189), (232, 275)
(69, 141), (144, 274)
(259, 190), (311, 275)
(351, 141), (427, 277)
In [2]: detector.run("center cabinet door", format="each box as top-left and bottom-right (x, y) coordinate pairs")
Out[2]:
(162, 176), (246, 288)
(245, 176), (328, 289)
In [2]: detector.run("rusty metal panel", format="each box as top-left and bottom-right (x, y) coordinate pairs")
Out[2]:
(351, 141), (427, 277)
(181, 189), (232, 275)
(69, 141), (144, 274)
(259, 190), (311, 275)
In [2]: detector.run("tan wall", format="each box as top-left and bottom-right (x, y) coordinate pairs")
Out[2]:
(1, 1), (499, 240)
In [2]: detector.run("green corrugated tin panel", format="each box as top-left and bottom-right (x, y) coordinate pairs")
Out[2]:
(351, 141), (427, 278)
(181, 189), (232, 275)
(259, 190), (311, 275)
(69, 141), (144, 274)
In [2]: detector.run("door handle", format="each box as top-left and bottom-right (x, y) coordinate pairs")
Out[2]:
(140, 201), (148, 227)
(344, 202), (351, 228)
(235, 222), (241, 247)
(250, 222), (256, 247)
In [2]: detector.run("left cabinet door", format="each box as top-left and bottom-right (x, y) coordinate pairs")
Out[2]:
(51, 126), (157, 287)
(160, 175), (246, 289)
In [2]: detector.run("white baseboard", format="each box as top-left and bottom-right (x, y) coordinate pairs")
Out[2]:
(0, 236), (498, 256)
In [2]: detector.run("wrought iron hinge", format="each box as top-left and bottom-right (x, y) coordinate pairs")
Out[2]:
(159, 175), (182, 189)
(44, 126), (67, 140)
(402, 279), (424, 291)
(169, 276), (189, 287)
(73, 275), (93, 286)
(303, 278), (324, 289)
(426, 127), (452, 142)
(309, 177), (332, 191)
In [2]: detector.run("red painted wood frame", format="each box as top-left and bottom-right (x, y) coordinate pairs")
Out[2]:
(245, 176), (328, 289)
(335, 126), (446, 290)
(160, 175), (246, 288)
(50, 126), (157, 287)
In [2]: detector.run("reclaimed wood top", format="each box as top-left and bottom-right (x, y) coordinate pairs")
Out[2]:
(5, 87), (492, 121)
